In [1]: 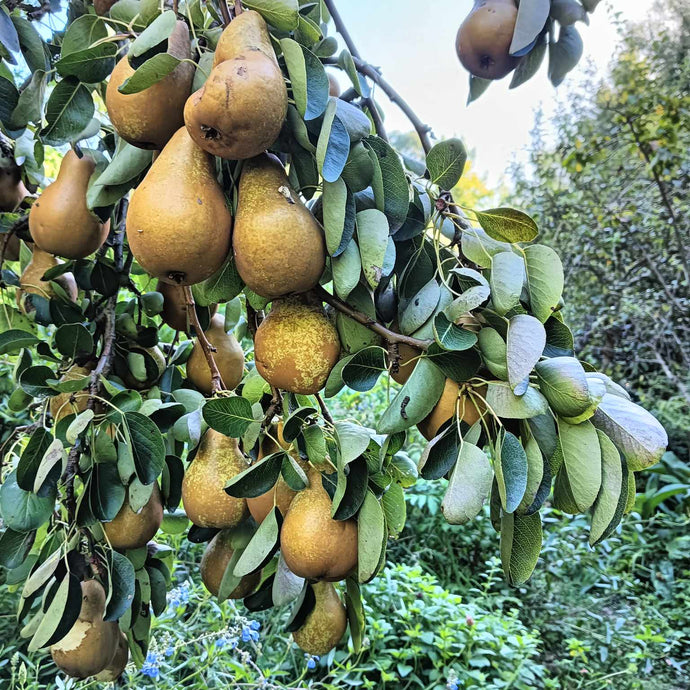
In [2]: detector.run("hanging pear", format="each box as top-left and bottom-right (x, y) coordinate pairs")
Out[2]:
(200, 529), (260, 598)
(106, 22), (194, 150)
(18, 248), (78, 304)
(233, 154), (326, 298)
(184, 11), (287, 160)
(293, 581), (348, 655)
(103, 483), (163, 550)
(157, 280), (217, 332)
(186, 314), (244, 394)
(126, 127), (232, 285)
(94, 632), (128, 682)
(417, 380), (487, 440)
(29, 151), (109, 259)
(50, 364), (92, 423)
(181, 429), (249, 528)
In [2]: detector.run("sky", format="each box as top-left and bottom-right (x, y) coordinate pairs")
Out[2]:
(330, 1), (653, 185)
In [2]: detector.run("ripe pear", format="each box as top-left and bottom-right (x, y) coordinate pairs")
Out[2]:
(200, 529), (260, 598)
(106, 22), (194, 150)
(254, 298), (340, 395)
(328, 73), (341, 97)
(417, 380), (487, 441)
(280, 469), (357, 581)
(456, 0), (519, 80)
(293, 581), (347, 656)
(182, 429), (249, 528)
(50, 580), (120, 679)
(157, 280), (217, 332)
(94, 631), (128, 682)
(50, 365), (92, 423)
(0, 159), (28, 212)
(126, 127), (232, 286)
(184, 11), (287, 160)
(233, 154), (326, 298)
(29, 151), (110, 259)
(19, 248), (78, 302)
(103, 483), (163, 550)
(186, 314), (244, 394)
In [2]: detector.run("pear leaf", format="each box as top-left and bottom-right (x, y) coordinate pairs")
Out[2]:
(441, 443), (492, 524)
(506, 314), (546, 394)
(510, 0), (550, 55)
(426, 138), (467, 190)
(223, 452), (285, 499)
(486, 382), (549, 419)
(280, 38), (328, 120)
(341, 346), (386, 392)
(535, 356), (591, 417)
(494, 432), (528, 514)
(524, 244), (564, 323)
(202, 396), (255, 438)
(233, 507), (282, 577)
(357, 490), (385, 583)
(332, 239), (361, 301)
(490, 251), (525, 315)
(357, 209), (389, 289)
(557, 418), (601, 512)
(476, 208), (538, 244)
(589, 431), (624, 546)
(243, 0), (300, 31)
(500, 512), (542, 586)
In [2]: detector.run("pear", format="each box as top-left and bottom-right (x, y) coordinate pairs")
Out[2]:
(0, 158), (28, 212)
(417, 380), (487, 440)
(50, 365), (92, 424)
(93, 0), (118, 15)
(186, 314), (244, 394)
(120, 345), (166, 390)
(293, 581), (347, 656)
(3, 233), (21, 261)
(233, 154), (326, 299)
(103, 483), (163, 550)
(126, 127), (232, 286)
(29, 151), (110, 259)
(328, 73), (341, 97)
(106, 22), (194, 150)
(182, 429), (249, 528)
(280, 469), (357, 581)
(94, 631), (128, 682)
(50, 580), (120, 679)
(157, 280), (217, 332)
(200, 529), (260, 598)
(18, 248), (78, 303)
(456, 0), (519, 80)
(184, 11), (288, 160)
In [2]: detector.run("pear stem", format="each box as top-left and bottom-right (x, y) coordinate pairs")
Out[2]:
(233, 0), (242, 16)
(183, 286), (226, 394)
(315, 393), (334, 426)
(218, 0), (232, 26)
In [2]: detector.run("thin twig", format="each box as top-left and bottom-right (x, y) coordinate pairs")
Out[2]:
(233, 0), (243, 16)
(184, 286), (225, 393)
(262, 387), (283, 429)
(315, 393), (334, 425)
(218, 0), (232, 26)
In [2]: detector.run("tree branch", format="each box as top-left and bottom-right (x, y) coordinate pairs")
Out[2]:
(315, 393), (334, 425)
(218, 0), (232, 26)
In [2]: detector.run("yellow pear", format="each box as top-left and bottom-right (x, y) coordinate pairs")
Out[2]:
(293, 581), (347, 656)
(29, 151), (109, 259)
(18, 248), (78, 303)
(126, 127), (232, 286)
(254, 298), (340, 395)
(200, 529), (260, 598)
(50, 580), (120, 679)
(280, 469), (357, 581)
(184, 11), (287, 160)
(106, 22), (194, 150)
(50, 365), (92, 423)
(182, 429), (249, 528)
(157, 280), (217, 332)
(186, 314), (244, 394)
(417, 380), (487, 440)
(233, 154), (326, 298)
(94, 631), (128, 682)
(103, 483), (163, 550)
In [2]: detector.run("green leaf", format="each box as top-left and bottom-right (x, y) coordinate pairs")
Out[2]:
(476, 208), (538, 244)
(486, 382), (549, 419)
(322, 177), (350, 256)
(0, 471), (54, 532)
(243, 0), (299, 30)
(192, 256), (244, 306)
(0, 329), (38, 355)
(20, 366), (56, 398)
(11, 15), (48, 72)
(535, 356), (590, 417)
(518, 434), (546, 513)
(233, 507), (281, 577)
(272, 553), (305, 607)
(478, 327), (508, 380)
(9, 69), (46, 129)
(61, 15), (108, 55)
(589, 431), (623, 546)
(506, 314), (546, 394)
(118, 53), (181, 94)
(500, 512), (542, 586)
(0, 8), (20, 56)
(54, 323), (94, 359)
(124, 412), (166, 485)
(548, 25), (583, 87)
(280, 38), (328, 120)
(345, 577), (365, 652)
(357, 209), (389, 289)
(202, 396), (255, 438)
(91, 462), (126, 521)
(332, 239), (361, 301)
(467, 74), (491, 104)
(557, 418), (601, 512)
(341, 346), (386, 392)
(332, 456), (368, 520)
(282, 406), (318, 442)
(426, 138), (467, 190)
(381, 483), (406, 538)
(41, 78), (95, 146)
(364, 136), (409, 232)
(433, 313), (478, 352)
(16, 428), (52, 491)
(490, 251), (525, 315)
(335, 421), (374, 466)
(316, 98), (349, 183)
(510, 33), (548, 89)
(56, 43), (117, 83)
(424, 344), (482, 384)
(495, 432), (528, 514)
(223, 452), (284, 499)
(0, 529), (35, 570)
(441, 443), (492, 524)
(357, 490), (385, 583)
(510, 0), (550, 55)
(399, 279), (441, 335)
(524, 244), (564, 323)
(105, 551), (136, 621)
(129, 10), (176, 58)
(28, 573), (81, 652)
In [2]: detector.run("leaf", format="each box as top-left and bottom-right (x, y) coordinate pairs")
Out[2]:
(332, 239), (361, 301)
(524, 244), (564, 323)
(28, 573), (81, 652)
(280, 38), (328, 120)
(500, 512), (542, 586)
(486, 382), (549, 419)
(0, 528), (35, 569)
(441, 443), (492, 524)
(357, 209), (389, 289)
(16, 428), (52, 491)
(425, 344), (482, 384)
(495, 432), (528, 514)
(0, 8), (20, 56)
(548, 24), (583, 87)
(322, 177), (349, 255)
(91, 462), (126, 521)
(242, 0), (299, 30)
(193, 256), (244, 306)
(518, 434), (546, 513)
(56, 43), (117, 83)
(510, 0), (550, 55)
(332, 456), (368, 520)
(124, 412), (166, 485)
(399, 279), (441, 335)
(316, 98), (350, 183)
(467, 74), (491, 104)
(341, 346), (386, 392)
(381, 483), (406, 537)
(202, 396), (255, 438)
(591, 394), (667, 471)
(41, 78), (95, 146)
(589, 431), (624, 546)
(510, 32), (548, 89)
(364, 136), (409, 232)
(433, 314), (478, 352)
(54, 323), (94, 359)
(335, 421), (374, 466)
(223, 452), (284, 499)
(105, 551), (136, 621)
(233, 508), (281, 577)
(272, 553), (305, 607)
(506, 314), (546, 394)
(357, 490), (385, 583)
(0, 328), (39, 355)
(118, 53), (181, 94)
(426, 138), (467, 190)
(535, 356), (590, 417)
(476, 208), (538, 244)
(282, 406), (318, 442)
(0, 471), (54, 532)
(557, 419), (601, 512)
(490, 251), (525, 315)
(129, 10), (176, 58)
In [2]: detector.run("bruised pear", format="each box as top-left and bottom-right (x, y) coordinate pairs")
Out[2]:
(50, 365), (92, 423)
(186, 314), (244, 394)
(106, 22), (194, 150)
(94, 631), (128, 682)
(19, 248), (78, 303)
(157, 280), (217, 332)
(456, 0), (519, 80)
(254, 298), (340, 395)
(29, 151), (109, 259)
(182, 429), (249, 528)
(126, 127), (232, 286)
(103, 483), (163, 550)
(293, 581), (347, 656)
(233, 154), (326, 299)
(200, 529), (260, 598)
(417, 380), (487, 440)
(50, 580), (120, 679)
(280, 469), (357, 581)
(184, 11), (287, 160)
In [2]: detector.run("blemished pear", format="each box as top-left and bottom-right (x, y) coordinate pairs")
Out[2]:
(29, 151), (109, 259)
(19, 248), (78, 302)
(106, 22), (194, 150)
(233, 154), (326, 298)
(94, 631), (128, 682)
(126, 127), (232, 285)
(254, 298), (340, 395)
(184, 11), (287, 160)
(50, 365), (92, 423)
(293, 581), (348, 656)
(103, 483), (163, 550)
(182, 429), (249, 528)
(417, 380), (487, 440)
(50, 580), (120, 679)
(186, 314), (244, 394)
(200, 529), (260, 598)
(280, 469), (357, 581)
(157, 280), (217, 332)
(456, 0), (519, 80)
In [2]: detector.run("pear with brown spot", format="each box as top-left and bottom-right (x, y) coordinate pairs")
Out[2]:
(104, 483), (163, 550)
(182, 429), (249, 529)
(200, 529), (260, 598)
(293, 581), (347, 655)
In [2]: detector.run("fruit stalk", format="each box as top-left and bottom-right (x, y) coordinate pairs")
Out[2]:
(315, 392), (334, 425)
(217, 0), (232, 26)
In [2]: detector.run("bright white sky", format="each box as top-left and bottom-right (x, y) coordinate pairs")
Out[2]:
(332, 1), (653, 185)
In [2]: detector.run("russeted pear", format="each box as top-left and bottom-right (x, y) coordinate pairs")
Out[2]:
(280, 469), (357, 581)
(104, 483), (163, 550)
(50, 580), (120, 679)
(233, 154), (326, 298)
(456, 0), (519, 80)
(19, 248), (78, 303)
(184, 11), (287, 160)
(94, 631), (128, 682)
(254, 298), (340, 395)
(157, 280), (217, 332)
(29, 151), (110, 259)
(186, 314), (244, 394)
(182, 429), (249, 528)
(126, 127), (232, 286)
(417, 380), (487, 440)
(293, 581), (347, 656)
(106, 22), (194, 150)
(50, 365), (92, 423)
(200, 529), (260, 598)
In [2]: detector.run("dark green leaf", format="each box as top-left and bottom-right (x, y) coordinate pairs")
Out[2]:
(357, 490), (385, 583)
(0, 471), (54, 532)
(426, 138), (467, 190)
(223, 452), (284, 499)
(124, 412), (166, 485)
(341, 346), (386, 392)
(202, 396), (255, 438)
(41, 78), (95, 146)
(105, 551), (136, 621)
(495, 432), (528, 514)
